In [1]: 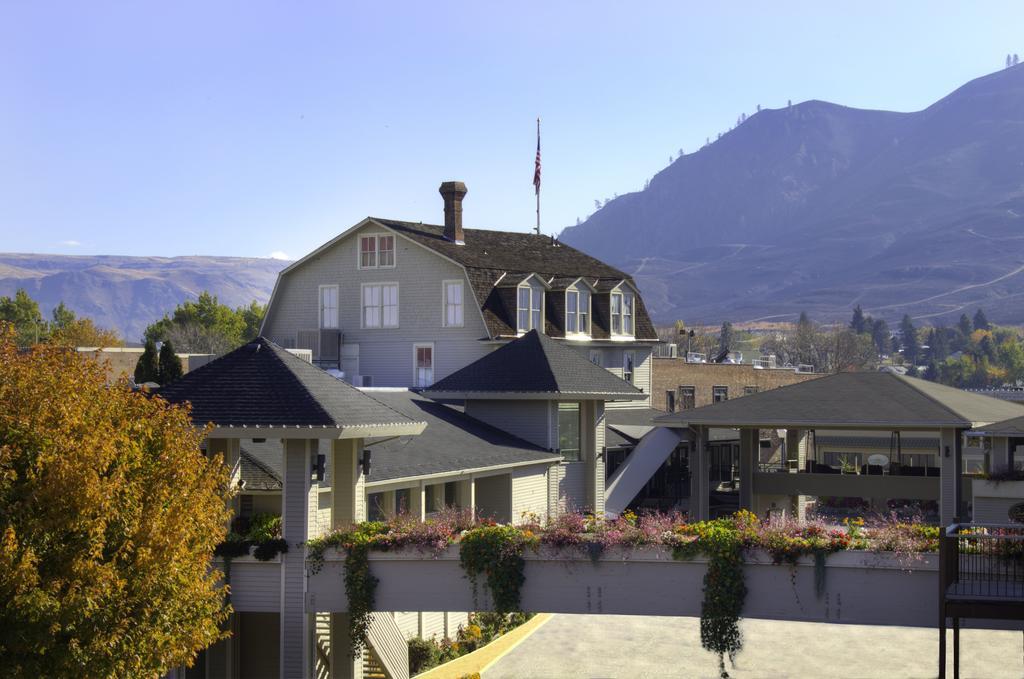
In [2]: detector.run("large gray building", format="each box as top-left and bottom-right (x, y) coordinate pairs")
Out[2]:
(260, 181), (659, 406)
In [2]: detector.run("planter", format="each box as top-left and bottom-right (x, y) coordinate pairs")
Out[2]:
(305, 545), (939, 627)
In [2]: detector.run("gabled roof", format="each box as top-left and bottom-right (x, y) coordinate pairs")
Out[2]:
(966, 414), (1024, 437)
(421, 330), (646, 400)
(158, 337), (426, 437)
(360, 391), (561, 483)
(653, 371), (1024, 429)
(239, 449), (282, 491)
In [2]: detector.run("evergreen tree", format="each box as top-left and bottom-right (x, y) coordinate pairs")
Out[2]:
(929, 326), (950, 362)
(973, 308), (990, 331)
(1015, 54), (1020, 66)
(798, 311), (811, 328)
(50, 302), (76, 331)
(0, 289), (46, 346)
(958, 313), (973, 338)
(850, 305), (868, 334)
(900, 314), (920, 364)
(718, 321), (734, 354)
(158, 340), (184, 384)
(924, 361), (939, 381)
(134, 338), (160, 385)
(870, 318), (891, 354)
(1008, 54), (1013, 68)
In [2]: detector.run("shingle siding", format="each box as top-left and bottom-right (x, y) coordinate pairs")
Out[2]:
(262, 223), (492, 387)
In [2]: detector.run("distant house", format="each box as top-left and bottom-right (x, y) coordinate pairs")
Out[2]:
(260, 181), (658, 406)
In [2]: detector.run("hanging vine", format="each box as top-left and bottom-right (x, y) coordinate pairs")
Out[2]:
(458, 524), (535, 613)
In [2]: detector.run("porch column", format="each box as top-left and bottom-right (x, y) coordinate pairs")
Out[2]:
(991, 436), (1011, 474)
(689, 426), (709, 521)
(281, 438), (316, 679)
(331, 438), (366, 528)
(329, 613), (363, 679)
(785, 429), (808, 520)
(583, 400), (607, 516)
(456, 477), (475, 515)
(940, 428), (964, 524)
(411, 480), (426, 521)
(739, 428), (757, 511)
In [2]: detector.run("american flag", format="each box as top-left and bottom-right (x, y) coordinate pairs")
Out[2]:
(533, 118), (541, 195)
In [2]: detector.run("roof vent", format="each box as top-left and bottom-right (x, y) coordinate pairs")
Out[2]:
(439, 181), (467, 244)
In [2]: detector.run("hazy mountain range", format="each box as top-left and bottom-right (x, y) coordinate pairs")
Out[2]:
(0, 253), (287, 343)
(560, 65), (1024, 326)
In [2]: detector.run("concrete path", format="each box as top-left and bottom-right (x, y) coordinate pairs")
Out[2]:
(483, 614), (1023, 679)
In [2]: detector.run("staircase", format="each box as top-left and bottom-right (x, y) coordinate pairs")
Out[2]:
(363, 612), (409, 679)
(605, 427), (684, 516)
(363, 648), (388, 679)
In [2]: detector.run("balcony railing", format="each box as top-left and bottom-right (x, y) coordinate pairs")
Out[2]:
(941, 523), (1024, 601)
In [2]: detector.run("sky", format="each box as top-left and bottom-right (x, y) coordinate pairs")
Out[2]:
(2, 2), (1024, 260)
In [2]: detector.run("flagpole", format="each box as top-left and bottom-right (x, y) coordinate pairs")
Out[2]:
(535, 117), (541, 235)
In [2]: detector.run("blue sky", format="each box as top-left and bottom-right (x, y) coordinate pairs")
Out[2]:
(2, 2), (1023, 260)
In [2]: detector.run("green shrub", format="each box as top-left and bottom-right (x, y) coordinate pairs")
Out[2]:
(407, 637), (439, 675)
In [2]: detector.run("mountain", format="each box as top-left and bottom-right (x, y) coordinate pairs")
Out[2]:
(560, 65), (1024, 326)
(0, 254), (287, 342)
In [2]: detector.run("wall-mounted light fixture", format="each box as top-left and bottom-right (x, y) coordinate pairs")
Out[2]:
(360, 449), (372, 477)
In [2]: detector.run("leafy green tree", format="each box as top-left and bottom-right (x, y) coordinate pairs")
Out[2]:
(718, 321), (734, 354)
(134, 338), (160, 384)
(850, 305), (868, 334)
(973, 308), (990, 331)
(0, 289), (46, 346)
(158, 340), (184, 384)
(144, 292), (265, 354)
(900, 315), (920, 364)
(0, 328), (231, 677)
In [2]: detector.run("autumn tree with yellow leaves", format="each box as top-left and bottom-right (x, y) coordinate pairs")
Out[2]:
(0, 325), (232, 677)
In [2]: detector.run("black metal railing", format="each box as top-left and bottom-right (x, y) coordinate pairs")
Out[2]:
(941, 523), (1024, 601)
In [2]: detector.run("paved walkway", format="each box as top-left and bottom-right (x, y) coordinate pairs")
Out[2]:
(483, 614), (1024, 679)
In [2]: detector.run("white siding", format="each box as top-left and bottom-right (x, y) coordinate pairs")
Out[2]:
(228, 562), (282, 612)
(558, 463), (588, 514)
(569, 345), (652, 410)
(262, 222), (493, 386)
(974, 496), (1022, 524)
(464, 400), (555, 450)
(511, 465), (550, 523)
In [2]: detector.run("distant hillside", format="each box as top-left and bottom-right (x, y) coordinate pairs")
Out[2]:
(560, 65), (1024, 326)
(0, 254), (287, 342)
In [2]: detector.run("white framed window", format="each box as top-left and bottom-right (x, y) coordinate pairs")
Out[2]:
(358, 234), (396, 269)
(623, 350), (635, 384)
(413, 343), (434, 388)
(443, 280), (464, 327)
(611, 290), (635, 336)
(361, 283), (399, 328)
(565, 287), (591, 335)
(558, 402), (582, 462)
(319, 284), (338, 329)
(517, 284), (543, 333)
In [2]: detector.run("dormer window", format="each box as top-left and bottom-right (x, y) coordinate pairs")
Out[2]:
(565, 288), (591, 335)
(517, 284), (542, 333)
(611, 290), (635, 336)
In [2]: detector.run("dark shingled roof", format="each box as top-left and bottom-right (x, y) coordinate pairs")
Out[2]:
(158, 337), (423, 431)
(239, 449), (282, 491)
(362, 391), (561, 483)
(422, 330), (646, 400)
(654, 372), (1024, 429)
(372, 219), (658, 340)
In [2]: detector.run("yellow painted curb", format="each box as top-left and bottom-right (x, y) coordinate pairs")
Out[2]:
(414, 613), (554, 679)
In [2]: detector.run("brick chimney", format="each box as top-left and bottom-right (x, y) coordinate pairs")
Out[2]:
(439, 181), (468, 244)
